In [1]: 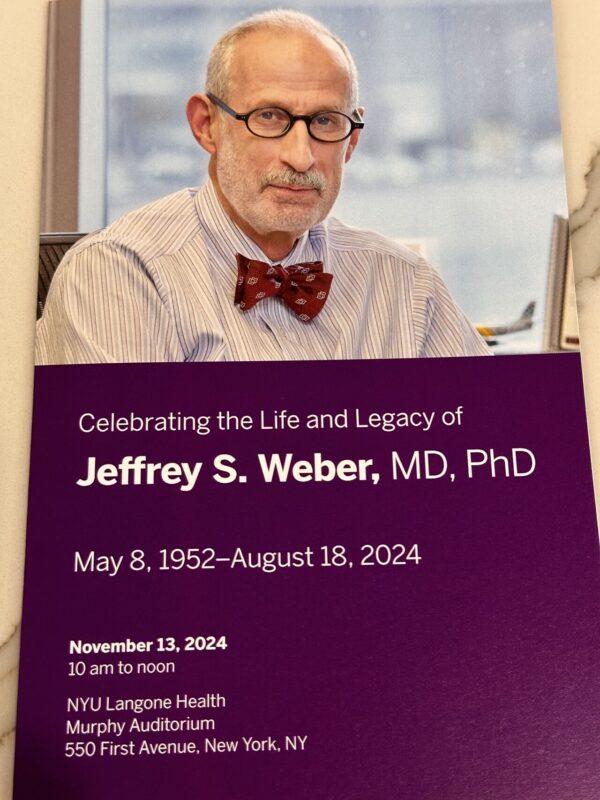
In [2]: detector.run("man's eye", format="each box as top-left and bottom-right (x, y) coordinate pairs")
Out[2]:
(314, 113), (347, 131)
(256, 109), (286, 123)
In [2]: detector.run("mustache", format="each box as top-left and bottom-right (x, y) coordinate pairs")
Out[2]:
(261, 168), (326, 194)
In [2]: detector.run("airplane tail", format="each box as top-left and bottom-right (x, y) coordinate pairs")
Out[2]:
(476, 300), (536, 340)
(519, 301), (536, 321)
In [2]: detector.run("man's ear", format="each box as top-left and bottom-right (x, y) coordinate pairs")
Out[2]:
(186, 93), (218, 155)
(344, 106), (364, 164)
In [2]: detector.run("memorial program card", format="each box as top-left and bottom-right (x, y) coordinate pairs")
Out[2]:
(14, 2), (600, 798)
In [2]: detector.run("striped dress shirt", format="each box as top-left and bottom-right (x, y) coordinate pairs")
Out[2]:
(36, 181), (490, 364)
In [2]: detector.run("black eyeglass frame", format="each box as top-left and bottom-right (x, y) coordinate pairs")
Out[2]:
(206, 92), (364, 142)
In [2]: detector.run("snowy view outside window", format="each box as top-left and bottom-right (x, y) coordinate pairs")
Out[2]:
(79, 0), (566, 352)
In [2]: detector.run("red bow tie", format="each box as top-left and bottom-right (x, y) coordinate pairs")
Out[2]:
(234, 254), (333, 322)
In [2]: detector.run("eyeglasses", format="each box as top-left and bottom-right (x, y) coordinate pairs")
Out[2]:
(207, 92), (364, 143)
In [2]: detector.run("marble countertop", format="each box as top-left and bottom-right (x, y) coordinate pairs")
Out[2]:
(1, 1), (600, 797)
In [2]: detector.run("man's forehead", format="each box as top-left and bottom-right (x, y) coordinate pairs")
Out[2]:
(227, 28), (352, 103)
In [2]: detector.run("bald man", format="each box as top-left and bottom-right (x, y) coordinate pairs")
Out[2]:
(36, 9), (489, 363)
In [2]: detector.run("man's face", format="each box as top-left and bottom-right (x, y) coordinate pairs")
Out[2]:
(210, 30), (361, 248)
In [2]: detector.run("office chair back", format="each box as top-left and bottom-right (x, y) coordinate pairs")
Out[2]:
(38, 233), (86, 318)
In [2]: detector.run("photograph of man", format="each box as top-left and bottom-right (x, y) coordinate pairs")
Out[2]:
(36, 9), (489, 364)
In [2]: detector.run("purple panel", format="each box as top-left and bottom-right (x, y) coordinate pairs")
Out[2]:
(14, 355), (600, 799)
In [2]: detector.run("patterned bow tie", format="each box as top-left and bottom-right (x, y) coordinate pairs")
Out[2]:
(234, 254), (333, 322)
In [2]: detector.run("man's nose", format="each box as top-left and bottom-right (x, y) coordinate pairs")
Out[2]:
(278, 120), (316, 173)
